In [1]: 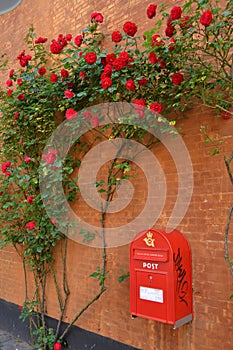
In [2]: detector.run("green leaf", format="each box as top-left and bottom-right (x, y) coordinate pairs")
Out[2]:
(90, 272), (99, 278)
(118, 271), (130, 283)
(94, 180), (105, 187)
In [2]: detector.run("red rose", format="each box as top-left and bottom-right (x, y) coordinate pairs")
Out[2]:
(50, 40), (62, 54)
(84, 52), (97, 65)
(152, 34), (164, 47)
(79, 71), (86, 80)
(200, 10), (213, 27)
(147, 4), (157, 19)
(64, 89), (74, 99)
(0, 192), (3, 196)
(158, 57), (165, 68)
(66, 34), (72, 41)
(148, 52), (157, 64)
(38, 67), (46, 76)
(149, 102), (163, 114)
(103, 64), (112, 76)
(9, 69), (14, 77)
(172, 72), (184, 85)
(17, 51), (24, 60)
(112, 31), (122, 43)
(17, 51), (24, 59)
(17, 94), (25, 101)
(170, 6), (182, 20)
(50, 40), (63, 54)
(50, 73), (58, 83)
(57, 34), (67, 48)
(7, 89), (13, 97)
(26, 221), (36, 230)
(54, 342), (62, 350)
(6, 79), (13, 87)
(168, 38), (176, 51)
(95, 13), (103, 23)
(165, 25), (175, 37)
(1, 161), (11, 176)
(61, 68), (69, 78)
(17, 51), (32, 67)
(119, 52), (129, 64)
(27, 196), (35, 205)
(14, 112), (19, 119)
(112, 58), (125, 71)
(35, 37), (47, 44)
(65, 108), (78, 120)
(24, 156), (31, 163)
(123, 21), (137, 37)
(180, 16), (191, 29)
(134, 99), (146, 107)
(65, 81), (73, 87)
(221, 110), (232, 120)
(17, 78), (23, 85)
(3, 161), (11, 168)
(138, 78), (147, 86)
(91, 12), (104, 23)
(100, 73), (108, 80)
(101, 77), (112, 89)
(1, 162), (11, 174)
(125, 79), (135, 91)
(106, 53), (116, 65)
(90, 12), (98, 20)
(74, 35), (83, 47)
(19, 55), (31, 67)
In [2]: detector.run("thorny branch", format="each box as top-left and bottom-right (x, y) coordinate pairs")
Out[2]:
(224, 152), (233, 278)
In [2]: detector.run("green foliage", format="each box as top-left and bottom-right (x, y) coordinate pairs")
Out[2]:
(33, 327), (56, 350)
(90, 266), (108, 287)
(118, 270), (130, 283)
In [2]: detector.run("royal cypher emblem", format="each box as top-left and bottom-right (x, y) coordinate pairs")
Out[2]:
(143, 231), (155, 247)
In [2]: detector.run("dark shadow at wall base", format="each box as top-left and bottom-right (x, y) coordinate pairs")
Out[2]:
(0, 298), (141, 350)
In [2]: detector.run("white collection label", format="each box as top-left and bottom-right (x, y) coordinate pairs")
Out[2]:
(140, 286), (164, 303)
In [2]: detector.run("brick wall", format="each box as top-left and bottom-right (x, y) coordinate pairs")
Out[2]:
(0, 1), (233, 349)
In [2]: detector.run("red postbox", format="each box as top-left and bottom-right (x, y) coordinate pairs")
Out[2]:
(130, 229), (193, 328)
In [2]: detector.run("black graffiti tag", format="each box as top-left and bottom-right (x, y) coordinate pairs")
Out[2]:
(173, 248), (188, 306)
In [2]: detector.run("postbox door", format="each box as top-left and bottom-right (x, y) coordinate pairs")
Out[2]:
(136, 271), (169, 323)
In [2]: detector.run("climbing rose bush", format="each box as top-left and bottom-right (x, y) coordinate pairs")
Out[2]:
(0, 0), (231, 282)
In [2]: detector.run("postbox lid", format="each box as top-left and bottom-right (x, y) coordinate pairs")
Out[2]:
(130, 228), (191, 256)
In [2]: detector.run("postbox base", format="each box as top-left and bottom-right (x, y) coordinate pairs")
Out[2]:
(130, 313), (193, 329)
(173, 314), (193, 329)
